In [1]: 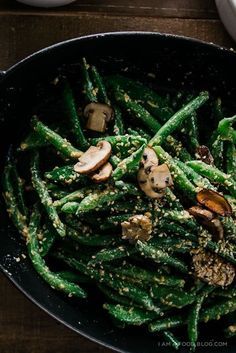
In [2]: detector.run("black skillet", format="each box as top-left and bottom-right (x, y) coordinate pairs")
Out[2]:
(0, 32), (236, 353)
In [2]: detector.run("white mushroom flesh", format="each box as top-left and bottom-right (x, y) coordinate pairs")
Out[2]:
(84, 103), (114, 133)
(90, 162), (113, 183)
(74, 141), (112, 174)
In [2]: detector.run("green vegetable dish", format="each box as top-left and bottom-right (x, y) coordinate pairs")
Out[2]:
(3, 58), (236, 351)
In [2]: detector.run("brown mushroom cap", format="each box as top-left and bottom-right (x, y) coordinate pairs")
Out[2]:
(192, 248), (235, 286)
(137, 168), (165, 199)
(189, 205), (224, 241)
(196, 145), (214, 165)
(74, 141), (112, 174)
(90, 162), (113, 183)
(149, 164), (174, 190)
(140, 147), (159, 170)
(196, 189), (232, 216)
(84, 103), (114, 133)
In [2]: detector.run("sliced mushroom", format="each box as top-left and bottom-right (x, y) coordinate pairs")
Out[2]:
(192, 248), (235, 287)
(196, 145), (214, 165)
(137, 168), (165, 199)
(74, 141), (111, 174)
(140, 147), (159, 171)
(90, 162), (112, 183)
(84, 103), (114, 132)
(189, 206), (215, 222)
(149, 164), (174, 190)
(189, 205), (224, 241)
(121, 213), (152, 244)
(197, 189), (232, 217)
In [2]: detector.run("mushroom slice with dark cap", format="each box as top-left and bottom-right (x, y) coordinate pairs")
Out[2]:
(188, 205), (224, 241)
(197, 189), (232, 216)
(90, 162), (113, 183)
(140, 147), (159, 171)
(84, 102), (114, 132)
(149, 164), (174, 190)
(74, 141), (112, 174)
(137, 168), (165, 199)
(196, 145), (214, 165)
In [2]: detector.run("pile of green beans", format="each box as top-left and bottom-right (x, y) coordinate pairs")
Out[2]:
(2, 58), (236, 351)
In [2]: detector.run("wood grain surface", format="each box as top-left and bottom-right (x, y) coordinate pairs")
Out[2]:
(0, 1), (235, 352)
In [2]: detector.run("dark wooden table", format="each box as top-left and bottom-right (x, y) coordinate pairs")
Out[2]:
(0, 1), (235, 352)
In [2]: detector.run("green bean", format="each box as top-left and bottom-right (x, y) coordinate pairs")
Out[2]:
(89, 245), (136, 265)
(45, 165), (88, 185)
(127, 127), (151, 140)
(66, 227), (117, 247)
(90, 65), (110, 104)
(110, 155), (121, 168)
(54, 252), (158, 311)
(81, 58), (97, 102)
(47, 184), (69, 199)
(159, 209), (198, 232)
(149, 315), (184, 332)
(98, 284), (136, 307)
(153, 146), (197, 200)
(149, 92), (209, 146)
(150, 237), (194, 254)
(56, 270), (91, 284)
(211, 136), (224, 170)
(75, 184), (140, 214)
(61, 201), (80, 214)
(136, 240), (188, 273)
(53, 187), (93, 208)
(226, 141), (236, 180)
(104, 303), (160, 326)
(217, 115), (236, 140)
(187, 288), (212, 351)
(100, 214), (132, 231)
(106, 74), (173, 122)
(163, 331), (181, 350)
(63, 81), (88, 150)
(20, 130), (49, 151)
(151, 286), (196, 308)
(107, 263), (185, 288)
(175, 159), (215, 190)
(10, 162), (28, 218)
(113, 89), (191, 161)
(184, 112), (199, 153)
(157, 221), (197, 243)
(90, 134), (147, 158)
(39, 225), (57, 257)
(113, 105), (125, 135)
(31, 152), (66, 237)
(31, 116), (82, 159)
(27, 209), (86, 298)
(201, 297), (236, 322)
(2, 162), (28, 238)
(186, 160), (236, 197)
(112, 143), (145, 180)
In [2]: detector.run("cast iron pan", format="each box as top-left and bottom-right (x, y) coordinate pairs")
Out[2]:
(0, 32), (236, 353)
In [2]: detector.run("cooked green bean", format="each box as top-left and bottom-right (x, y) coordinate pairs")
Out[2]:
(32, 116), (82, 159)
(31, 152), (66, 237)
(149, 92), (209, 146)
(186, 160), (236, 197)
(28, 209), (86, 298)
(63, 81), (88, 150)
